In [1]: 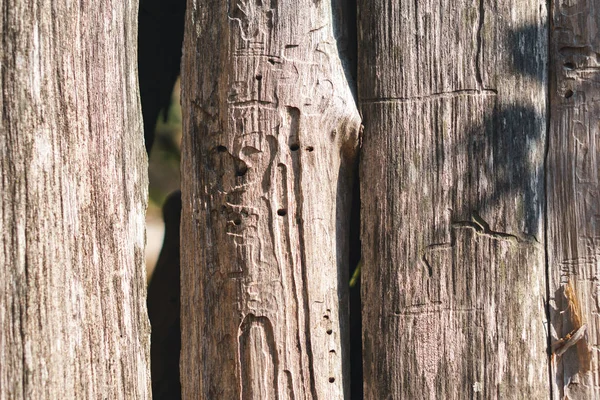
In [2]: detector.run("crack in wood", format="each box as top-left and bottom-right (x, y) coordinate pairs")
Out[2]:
(360, 89), (498, 104)
(392, 306), (482, 316)
(452, 211), (528, 245)
(475, 0), (484, 87)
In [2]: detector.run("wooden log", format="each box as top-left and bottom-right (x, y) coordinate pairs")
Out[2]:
(357, 0), (549, 397)
(548, 0), (600, 398)
(180, 0), (361, 397)
(0, 0), (151, 398)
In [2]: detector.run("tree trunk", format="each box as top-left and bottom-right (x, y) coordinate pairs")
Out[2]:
(180, 0), (360, 398)
(548, 0), (600, 398)
(0, 0), (150, 398)
(358, 1), (549, 398)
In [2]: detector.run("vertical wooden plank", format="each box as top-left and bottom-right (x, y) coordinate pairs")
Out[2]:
(180, 0), (361, 398)
(548, 1), (600, 398)
(0, 0), (150, 398)
(357, 0), (549, 398)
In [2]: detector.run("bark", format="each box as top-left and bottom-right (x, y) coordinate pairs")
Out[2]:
(358, 1), (549, 398)
(180, 0), (360, 398)
(0, 1), (150, 399)
(548, 0), (600, 398)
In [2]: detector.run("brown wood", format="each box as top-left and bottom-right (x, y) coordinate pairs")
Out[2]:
(0, 0), (151, 398)
(180, 0), (360, 398)
(357, 0), (549, 398)
(548, 0), (600, 398)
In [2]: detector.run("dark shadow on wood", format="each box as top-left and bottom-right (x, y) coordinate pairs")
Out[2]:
(348, 170), (363, 400)
(147, 190), (182, 400)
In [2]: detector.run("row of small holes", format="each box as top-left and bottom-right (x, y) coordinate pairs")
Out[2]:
(290, 144), (314, 152)
(324, 313), (335, 383)
(215, 144), (313, 182)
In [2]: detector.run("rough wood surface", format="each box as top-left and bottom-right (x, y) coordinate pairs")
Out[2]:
(358, 1), (549, 398)
(548, 0), (600, 398)
(0, 0), (151, 398)
(180, 0), (360, 398)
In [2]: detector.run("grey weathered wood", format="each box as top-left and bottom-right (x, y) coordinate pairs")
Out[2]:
(0, 0), (151, 398)
(358, 1), (549, 398)
(548, 0), (600, 398)
(180, 0), (360, 398)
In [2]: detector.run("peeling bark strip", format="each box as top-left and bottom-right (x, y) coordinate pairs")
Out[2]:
(358, 0), (548, 398)
(548, 0), (600, 398)
(180, 0), (360, 398)
(0, 0), (150, 399)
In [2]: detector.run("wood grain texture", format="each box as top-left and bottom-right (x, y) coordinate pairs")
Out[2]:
(357, 0), (549, 398)
(180, 0), (360, 398)
(0, 0), (150, 398)
(548, 0), (600, 398)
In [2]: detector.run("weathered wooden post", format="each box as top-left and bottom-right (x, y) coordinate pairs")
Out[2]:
(548, 0), (600, 398)
(180, 0), (360, 397)
(358, 1), (549, 397)
(0, 0), (150, 398)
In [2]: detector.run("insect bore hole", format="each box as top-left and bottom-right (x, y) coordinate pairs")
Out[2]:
(565, 89), (574, 98)
(277, 209), (287, 216)
(234, 218), (242, 226)
(236, 165), (248, 177)
(216, 145), (228, 153)
(289, 143), (300, 151)
(564, 62), (575, 70)
(306, 146), (314, 152)
(326, 329), (333, 335)
(255, 74), (262, 81)
(329, 377), (335, 383)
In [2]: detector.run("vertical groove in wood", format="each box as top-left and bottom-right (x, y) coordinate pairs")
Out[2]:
(548, 0), (600, 398)
(0, 0), (150, 398)
(357, 0), (549, 398)
(180, 0), (360, 398)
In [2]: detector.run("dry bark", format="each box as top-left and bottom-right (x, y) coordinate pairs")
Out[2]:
(358, 0), (549, 398)
(180, 0), (361, 398)
(548, 0), (600, 398)
(0, 0), (151, 398)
